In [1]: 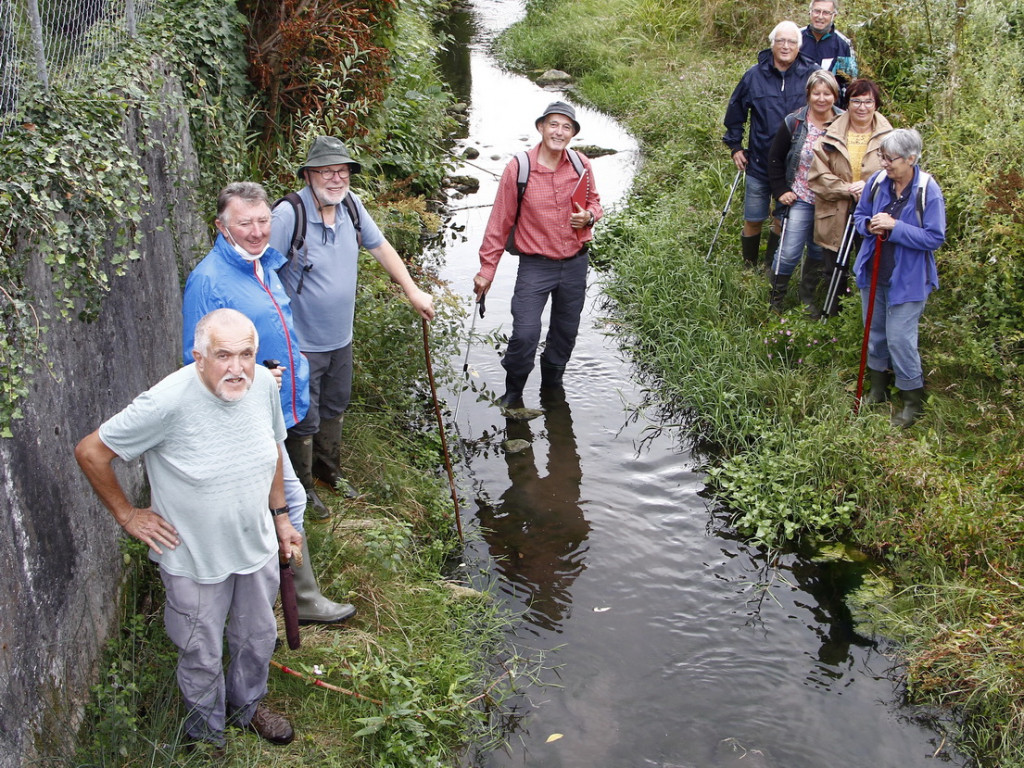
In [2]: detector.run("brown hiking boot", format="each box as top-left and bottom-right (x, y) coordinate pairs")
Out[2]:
(244, 703), (294, 745)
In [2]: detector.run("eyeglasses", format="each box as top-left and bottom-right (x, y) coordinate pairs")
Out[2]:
(811, 9), (836, 17)
(308, 167), (351, 180)
(848, 99), (875, 107)
(774, 38), (800, 47)
(879, 154), (901, 165)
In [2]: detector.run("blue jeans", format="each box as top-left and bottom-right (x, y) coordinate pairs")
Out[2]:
(742, 173), (772, 223)
(772, 200), (822, 276)
(861, 286), (927, 390)
(502, 252), (589, 385)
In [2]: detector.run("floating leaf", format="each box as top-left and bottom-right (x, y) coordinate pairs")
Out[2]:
(546, 733), (563, 743)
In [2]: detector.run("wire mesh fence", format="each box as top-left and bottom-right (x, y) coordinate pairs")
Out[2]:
(0, 0), (159, 141)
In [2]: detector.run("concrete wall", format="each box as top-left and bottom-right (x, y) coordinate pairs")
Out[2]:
(0, 66), (206, 766)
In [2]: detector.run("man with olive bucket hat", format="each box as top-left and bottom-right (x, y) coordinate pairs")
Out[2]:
(270, 136), (434, 511)
(475, 101), (603, 408)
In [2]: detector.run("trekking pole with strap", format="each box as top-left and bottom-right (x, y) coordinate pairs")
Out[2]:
(421, 317), (465, 545)
(705, 170), (743, 262)
(821, 212), (855, 320)
(854, 235), (885, 414)
(452, 294), (485, 426)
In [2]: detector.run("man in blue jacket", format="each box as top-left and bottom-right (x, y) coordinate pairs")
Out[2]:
(723, 20), (820, 268)
(182, 181), (356, 626)
(801, 0), (858, 105)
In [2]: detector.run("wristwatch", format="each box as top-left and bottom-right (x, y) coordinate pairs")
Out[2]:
(270, 506), (290, 517)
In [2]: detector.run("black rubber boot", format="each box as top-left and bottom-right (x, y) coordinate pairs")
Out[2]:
(312, 416), (359, 499)
(285, 434), (330, 520)
(894, 387), (925, 428)
(763, 230), (781, 270)
(741, 234), (761, 268)
(769, 273), (791, 313)
(799, 258), (823, 318)
(539, 360), (566, 391)
(866, 369), (892, 404)
(499, 373), (526, 409)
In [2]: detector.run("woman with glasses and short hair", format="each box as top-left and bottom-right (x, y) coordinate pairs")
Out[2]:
(807, 78), (893, 316)
(852, 128), (946, 428)
(766, 69), (844, 315)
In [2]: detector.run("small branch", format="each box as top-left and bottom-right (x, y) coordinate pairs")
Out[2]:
(270, 659), (385, 705)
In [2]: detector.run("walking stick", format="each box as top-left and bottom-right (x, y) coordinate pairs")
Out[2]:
(768, 208), (789, 308)
(421, 317), (465, 545)
(854, 235), (884, 414)
(821, 213), (855, 319)
(452, 294), (486, 426)
(705, 170), (743, 262)
(279, 545), (302, 650)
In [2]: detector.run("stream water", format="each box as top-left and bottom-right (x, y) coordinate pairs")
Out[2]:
(433, 2), (964, 766)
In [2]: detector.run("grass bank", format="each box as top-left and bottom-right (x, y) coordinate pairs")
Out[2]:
(500, 0), (1024, 764)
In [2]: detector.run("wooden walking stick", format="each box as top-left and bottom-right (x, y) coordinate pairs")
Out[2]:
(421, 318), (465, 545)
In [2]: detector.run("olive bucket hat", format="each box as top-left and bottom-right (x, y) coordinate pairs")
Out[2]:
(297, 136), (362, 178)
(534, 101), (581, 135)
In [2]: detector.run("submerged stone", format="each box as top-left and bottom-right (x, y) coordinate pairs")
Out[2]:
(503, 438), (532, 454)
(501, 406), (544, 421)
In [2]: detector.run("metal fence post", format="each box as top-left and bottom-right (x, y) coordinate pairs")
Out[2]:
(26, 0), (49, 90)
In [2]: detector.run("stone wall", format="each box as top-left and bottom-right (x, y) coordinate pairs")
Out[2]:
(0, 67), (206, 767)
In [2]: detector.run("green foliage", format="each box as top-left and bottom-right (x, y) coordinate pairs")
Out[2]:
(0, 0), (254, 436)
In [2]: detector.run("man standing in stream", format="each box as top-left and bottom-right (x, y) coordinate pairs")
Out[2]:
(474, 101), (603, 408)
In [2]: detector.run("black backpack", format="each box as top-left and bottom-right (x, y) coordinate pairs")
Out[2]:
(273, 191), (362, 294)
(505, 149), (586, 255)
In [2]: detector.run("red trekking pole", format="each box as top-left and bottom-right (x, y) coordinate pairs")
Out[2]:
(854, 235), (884, 414)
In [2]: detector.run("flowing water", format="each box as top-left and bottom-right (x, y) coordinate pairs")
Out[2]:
(433, 2), (964, 766)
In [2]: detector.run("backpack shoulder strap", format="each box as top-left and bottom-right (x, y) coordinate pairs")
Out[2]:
(514, 151), (530, 217)
(915, 171), (932, 227)
(867, 170), (886, 205)
(272, 191), (306, 264)
(566, 148), (585, 177)
(341, 192), (362, 248)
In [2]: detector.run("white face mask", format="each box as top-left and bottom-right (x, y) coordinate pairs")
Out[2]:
(226, 232), (267, 262)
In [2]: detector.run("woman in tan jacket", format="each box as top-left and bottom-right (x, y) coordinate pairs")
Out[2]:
(808, 79), (893, 316)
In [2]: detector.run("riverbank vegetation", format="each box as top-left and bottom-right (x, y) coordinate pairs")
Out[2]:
(17, 0), (516, 765)
(501, 0), (1024, 764)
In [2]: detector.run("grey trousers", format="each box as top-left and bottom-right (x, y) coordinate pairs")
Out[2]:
(161, 557), (279, 744)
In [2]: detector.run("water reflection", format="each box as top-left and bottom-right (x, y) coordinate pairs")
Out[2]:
(477, 390), (590, 633)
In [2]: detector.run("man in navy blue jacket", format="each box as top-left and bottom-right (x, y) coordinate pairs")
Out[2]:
(723, 20), (820, 269)
(801, 0), (858, 105)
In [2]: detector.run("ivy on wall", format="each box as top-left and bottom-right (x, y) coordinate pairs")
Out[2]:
(0, 0), (254, 437)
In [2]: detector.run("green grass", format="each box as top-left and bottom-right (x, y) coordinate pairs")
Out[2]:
(502, 0), (1024, 764)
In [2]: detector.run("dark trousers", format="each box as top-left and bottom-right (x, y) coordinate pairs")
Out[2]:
(502, 251), (589, 385)
(290, 343), (353, 437)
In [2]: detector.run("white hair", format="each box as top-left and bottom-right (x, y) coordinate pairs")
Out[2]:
(769, 21), (803, 48)
(193, 308), (259, 358)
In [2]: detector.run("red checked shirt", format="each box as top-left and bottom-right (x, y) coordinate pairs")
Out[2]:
(477, 144), (603, 282)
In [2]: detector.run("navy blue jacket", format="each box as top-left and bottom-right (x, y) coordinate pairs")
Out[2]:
(723, 50), (821, 182)
(800, 25), (857, 78)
